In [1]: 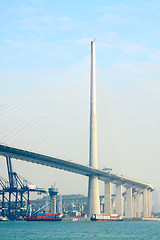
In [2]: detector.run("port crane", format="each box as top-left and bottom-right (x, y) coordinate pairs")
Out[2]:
(0, 156), (46, 219)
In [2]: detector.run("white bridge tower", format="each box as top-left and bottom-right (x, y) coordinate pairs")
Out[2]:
(88, 40), (100, 217)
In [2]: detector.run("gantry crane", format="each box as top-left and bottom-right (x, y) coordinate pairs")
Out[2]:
(0, 156), (46, 219)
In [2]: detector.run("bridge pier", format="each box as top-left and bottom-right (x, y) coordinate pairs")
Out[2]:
(116, 184), (123, 216)
(126, 186), (133, 218)
(132, 194), (136, 218)
(124, 196), (127, 216)
(136, 191), (141, 218)
(148, 189), (152, 217)
(111, 196), (115, 214)
(88, 176), (100, 216)
(143, 188), (152, 218)
(104, 181), (112, 214)
(143, 188), (149, 218)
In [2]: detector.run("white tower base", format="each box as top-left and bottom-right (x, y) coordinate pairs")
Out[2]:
(88, 176), (100, 217)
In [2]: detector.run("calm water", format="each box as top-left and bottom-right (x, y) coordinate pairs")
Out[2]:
(0, 220), (160, 240)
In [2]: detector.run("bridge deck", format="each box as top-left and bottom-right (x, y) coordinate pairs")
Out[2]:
(0, 145), (154, 190)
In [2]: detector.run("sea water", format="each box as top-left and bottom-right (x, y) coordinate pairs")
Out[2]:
(0, 220), (160, 240)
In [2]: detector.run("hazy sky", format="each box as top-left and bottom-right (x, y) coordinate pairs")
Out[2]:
(0, 0), (160, 196)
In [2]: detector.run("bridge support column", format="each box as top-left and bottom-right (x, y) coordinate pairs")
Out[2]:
(100, 196), (104, 213)
(143, 188), (149, 218)
(133, 195), (136, 218)
(88, 176), (100, 217)
(136, 191), (141, 218)
(111, 197), (115, 214)
(148, 190), (152, 217)
(126, 186), (133, 218)
(124, 196), (126, 216)
(104, 181), (111, 214)
(116, 184), (123, 216)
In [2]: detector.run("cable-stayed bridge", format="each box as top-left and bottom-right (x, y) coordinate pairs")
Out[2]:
(0, 41), (154, 218)
(0, 143), (155, 218)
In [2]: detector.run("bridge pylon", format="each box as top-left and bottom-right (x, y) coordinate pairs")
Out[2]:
(88, 40), (100, 217)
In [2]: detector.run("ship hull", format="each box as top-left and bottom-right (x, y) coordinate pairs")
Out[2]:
(91, 219), (122, 221)
(90, 214), (123, 221)
(26, 218), (62, 221)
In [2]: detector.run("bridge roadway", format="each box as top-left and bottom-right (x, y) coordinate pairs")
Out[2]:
(0, 144), (154, 191)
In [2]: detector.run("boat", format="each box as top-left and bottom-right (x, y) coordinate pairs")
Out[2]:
(16, 216), (24, 221)
(70, 218), (79, 221)
(90, 213), (123, 221)
(0, 216), (9, 221)
(25, 213), (63, 221)
(25, 200), (63, 221)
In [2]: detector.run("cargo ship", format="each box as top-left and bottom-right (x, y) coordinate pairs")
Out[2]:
(90, 213), (123, 221)
(26, 212), (63, 221)
(25, 200), (63, 221)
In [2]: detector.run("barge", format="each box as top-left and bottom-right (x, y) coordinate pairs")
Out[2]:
(91, 213), (123, 221)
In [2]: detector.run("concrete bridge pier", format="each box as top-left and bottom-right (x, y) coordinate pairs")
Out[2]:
(116, 184), (123, 216)
(136, 191), (141, 218)
(111, 196), (115, 214)
(104, 181), (112, 214)
(148, 189), (152, 217)
(124, 196), (126, 216)
(126, 186), (133, 218)
(143, 188), (149, 218)
(143, 188), (152, 218)
(132, 194), (136, 217)
(88, 175), (100, 216)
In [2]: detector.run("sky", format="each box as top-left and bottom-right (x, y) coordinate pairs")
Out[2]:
(0, 0), (160, 196)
